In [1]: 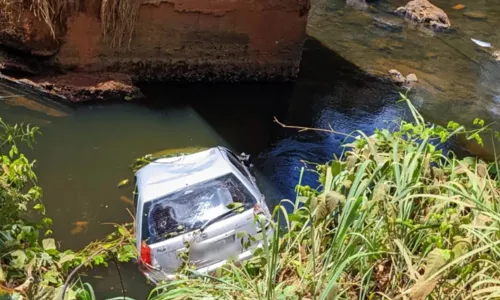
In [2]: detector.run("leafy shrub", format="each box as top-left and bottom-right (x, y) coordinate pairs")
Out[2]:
(0, 118), (136, 299)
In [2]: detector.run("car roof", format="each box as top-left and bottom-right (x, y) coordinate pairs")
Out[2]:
(135, 147), (236, 203)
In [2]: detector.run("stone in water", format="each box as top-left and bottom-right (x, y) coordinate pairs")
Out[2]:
(395, 0), (451, 32)
(493, 51), (500, 62)
(389, 69), (406, 84)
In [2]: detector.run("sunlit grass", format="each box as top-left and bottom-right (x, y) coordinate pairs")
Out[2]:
(146, 94), (500, 300)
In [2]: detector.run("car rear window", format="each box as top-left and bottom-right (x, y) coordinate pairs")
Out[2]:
(141, 173), (256, 245)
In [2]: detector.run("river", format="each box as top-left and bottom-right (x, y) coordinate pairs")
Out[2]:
(309, 0), (500, 156)
(1, 0), (499, 297)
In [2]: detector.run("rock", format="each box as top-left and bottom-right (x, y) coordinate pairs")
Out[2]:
(65, 80), (144, 103)
(372, 16), (404, 32)
(463, 12), (488, 20)
(0, 72), (144, 103)
(36, 73), (145, 103)
(395, 0), (451, 32)
(404, 73), (418, 89)
(493, 51), (500, 62)
(388, 70), (418, 89)
(406, 73), (418, 82)
(388, 69), (406, 84)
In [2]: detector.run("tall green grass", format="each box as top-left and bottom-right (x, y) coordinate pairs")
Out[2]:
(144, 94), (500, 300)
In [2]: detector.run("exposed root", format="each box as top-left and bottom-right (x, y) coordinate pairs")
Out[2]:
(101, 0), (141, 48)
(1, 0), (140, 47)
(0, 0), (79, 37)
(50, 0), (80, 29)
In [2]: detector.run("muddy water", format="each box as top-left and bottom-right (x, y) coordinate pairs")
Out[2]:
(309, 0), (500, 155)
(0, 39), (404, 298)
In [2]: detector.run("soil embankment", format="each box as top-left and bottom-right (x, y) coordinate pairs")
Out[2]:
(0, 0), (310, 102)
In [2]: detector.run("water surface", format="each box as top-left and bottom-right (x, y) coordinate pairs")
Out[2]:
(309, 0), (500, 155)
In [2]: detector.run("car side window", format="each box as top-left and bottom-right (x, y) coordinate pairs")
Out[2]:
(226, 151), (252, 183)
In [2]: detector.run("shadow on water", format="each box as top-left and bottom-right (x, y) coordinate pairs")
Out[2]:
(255, 38), (402, 206)
(0, 38), (404, 298)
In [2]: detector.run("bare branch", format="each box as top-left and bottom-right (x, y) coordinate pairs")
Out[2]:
(273, 116), (349, 137)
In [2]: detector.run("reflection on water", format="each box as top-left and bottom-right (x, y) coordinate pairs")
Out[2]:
(308, 0), (500, 155)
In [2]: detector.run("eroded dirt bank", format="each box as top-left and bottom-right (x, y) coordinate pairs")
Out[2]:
(0, 0), (310, 102)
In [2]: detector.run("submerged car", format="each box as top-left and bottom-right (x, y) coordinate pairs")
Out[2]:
(134, 146), (271, 283)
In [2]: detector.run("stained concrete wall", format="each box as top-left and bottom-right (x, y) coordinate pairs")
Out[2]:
(55, 0), (310, 81)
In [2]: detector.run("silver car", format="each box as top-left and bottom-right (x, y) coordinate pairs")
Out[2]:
(134, 147), (271, 283)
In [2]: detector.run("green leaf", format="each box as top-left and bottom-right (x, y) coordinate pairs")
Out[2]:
(462, 157), (476, 166)
(11, 250), (27, 268)
(0, 265), (5, 282)
(473, 118), (485, 127)
(33, 203), (44, 211)
(93, 255), (105, 265)
(237, 231), (248, 239)
(43, 270), (61, 284)
(124, 96), (133, 101)
(226, 202), (244, 209)
(42, 238), (56, 250)
(324, 167), (333, 192)
(42, 217), (53, 227)
(54, 286), (77, 300)
(283, 285), (296, 296)
(331, 161), (344, 178)
(287, 212), (305, 223)
(118, 226), (127, 236)
(117, 179), (130, 188)
(494, 131), (500, 141)
(59, 253), (76, 265)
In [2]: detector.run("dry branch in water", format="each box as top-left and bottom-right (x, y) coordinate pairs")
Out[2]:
(273, 116), (349, 137)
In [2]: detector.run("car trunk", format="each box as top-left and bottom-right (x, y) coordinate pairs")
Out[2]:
(140, 173), (261, 274)
(149, 209), (259, 272)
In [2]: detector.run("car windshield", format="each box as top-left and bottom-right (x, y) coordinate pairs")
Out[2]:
(141, 173), (256, 245)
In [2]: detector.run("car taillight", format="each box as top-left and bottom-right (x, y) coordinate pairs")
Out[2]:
(140, 241), (152, 265)
(253, 204), (269, 232)
(254, 203), (263, 215)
